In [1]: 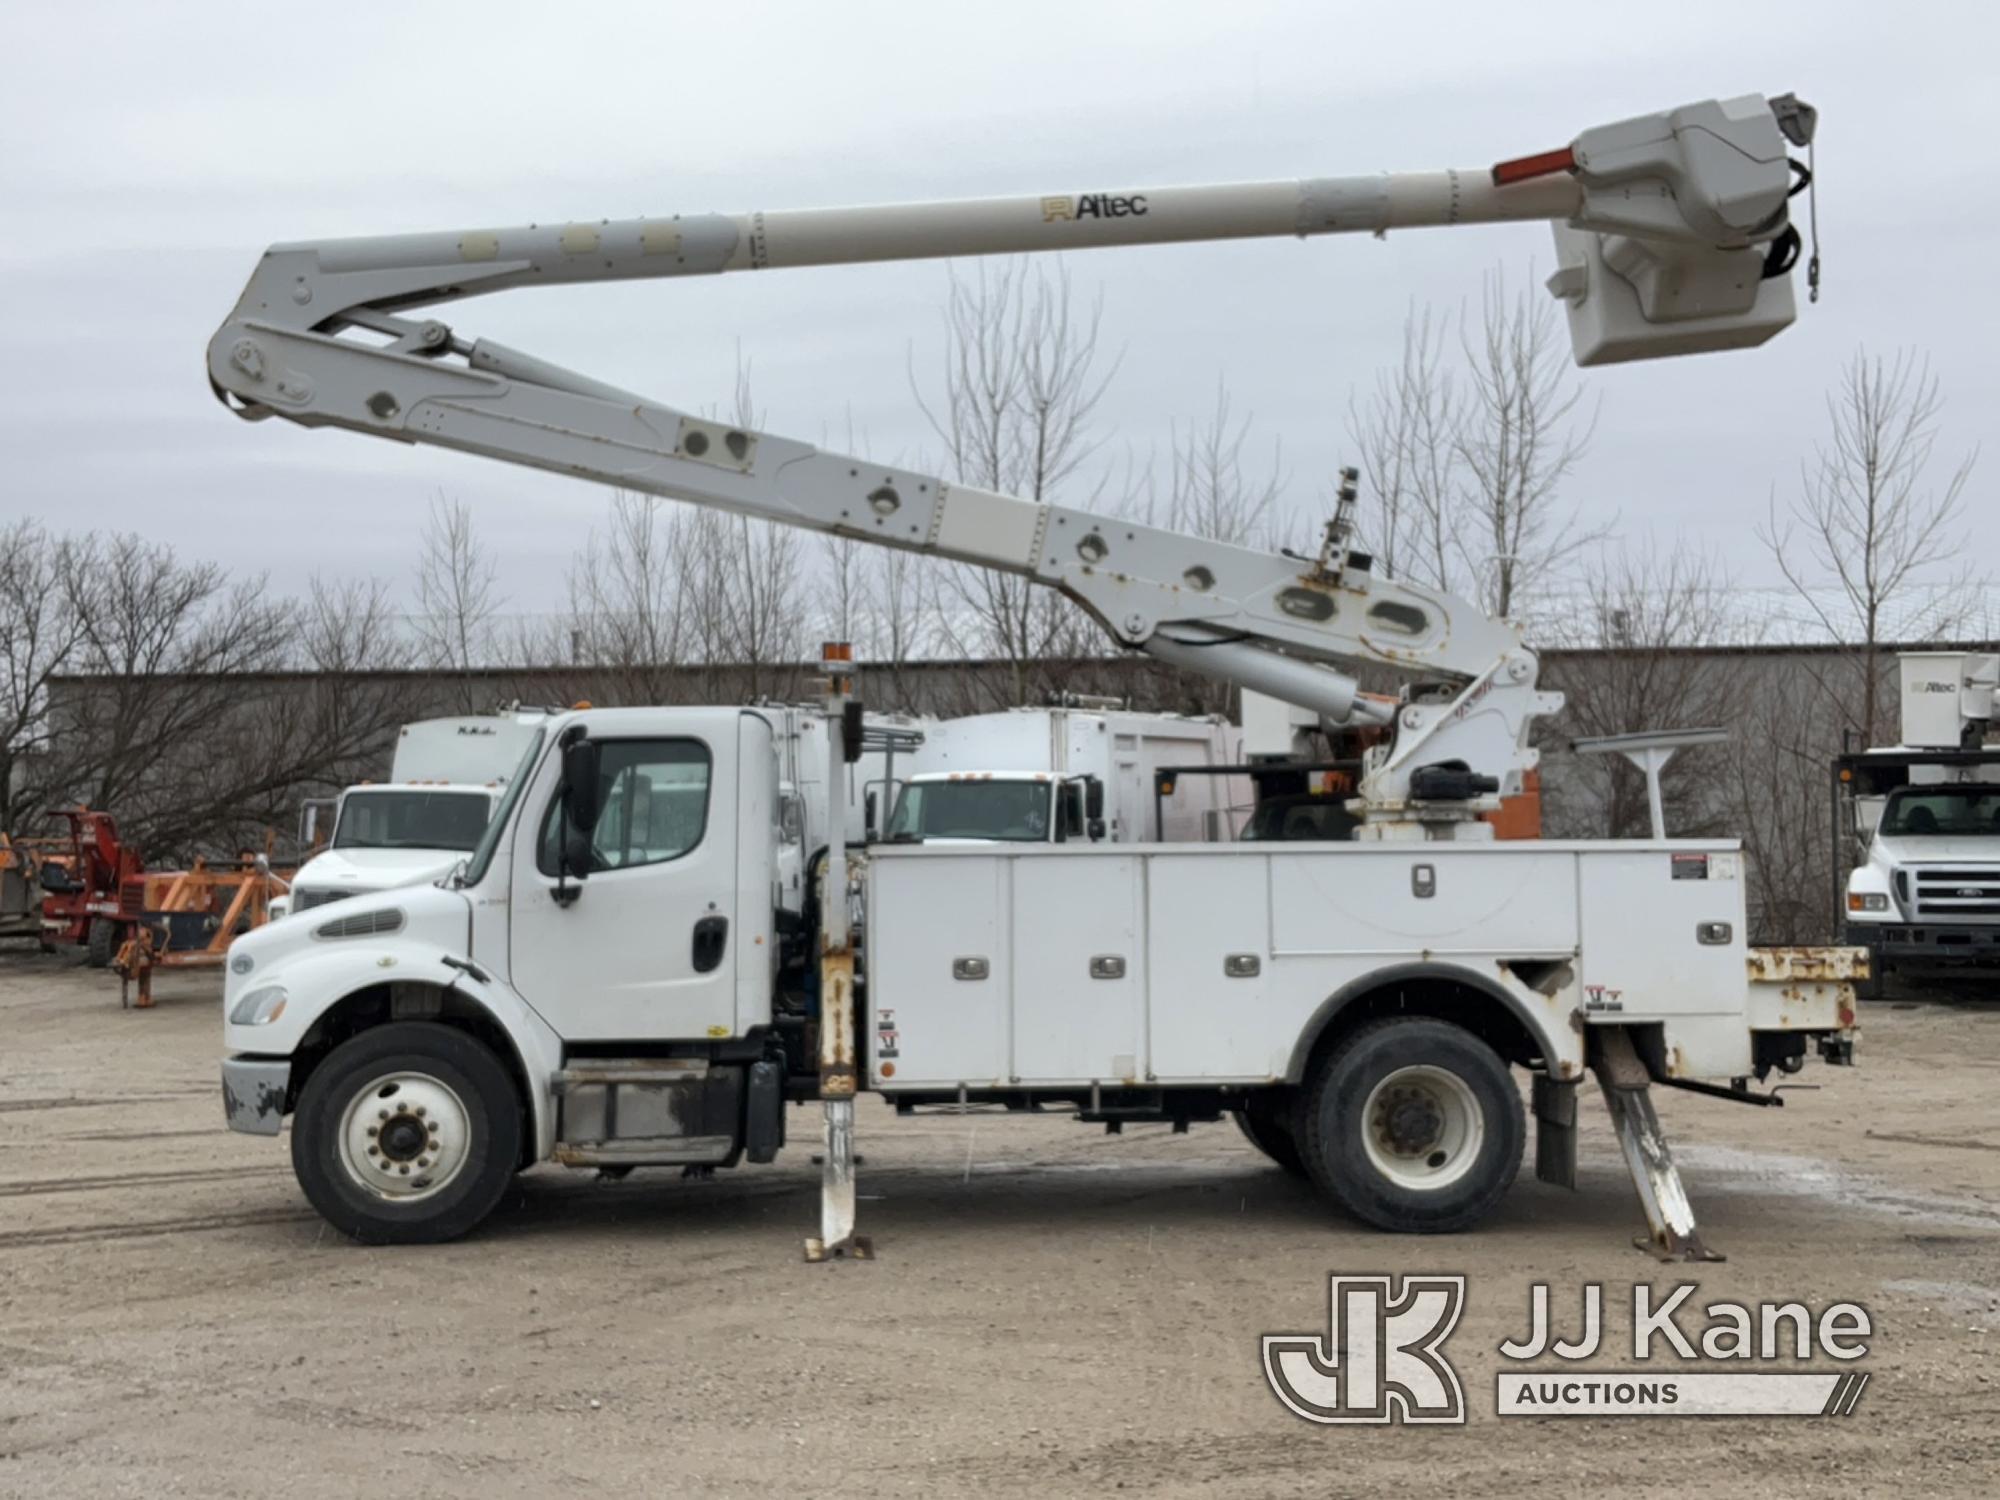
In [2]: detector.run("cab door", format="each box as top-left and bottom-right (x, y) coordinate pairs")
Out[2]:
(508, 721), (738, 1042)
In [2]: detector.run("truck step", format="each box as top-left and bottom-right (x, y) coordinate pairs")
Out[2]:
(552, 1136), (736, 1168)
(549, 1059), (709, 1095)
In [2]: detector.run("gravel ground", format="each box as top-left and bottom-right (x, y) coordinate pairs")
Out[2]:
(1, 952), (1996, 1498)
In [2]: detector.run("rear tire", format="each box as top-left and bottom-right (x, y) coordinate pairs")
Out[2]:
(1233, 1095), (1308, 1177)
(85, 918), (117, 968)
(1297, 1016), (1523, 1234)
(291, 1022), (522, 1245)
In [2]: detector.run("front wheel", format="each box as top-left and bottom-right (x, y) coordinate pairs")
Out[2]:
(86, 917), (118, 968)
(291, 1022), (522, 1245)
(1297, 1017), (1523, 1234)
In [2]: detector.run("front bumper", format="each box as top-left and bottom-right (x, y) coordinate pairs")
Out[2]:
(221, 1057), (291, 1135)
(1850, 922), (2000, 969)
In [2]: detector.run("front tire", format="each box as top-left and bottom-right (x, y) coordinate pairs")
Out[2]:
(291, 1022), (522, 1245)
(1297, 1017), (1523, 1234)
(86, 917), (117, 968)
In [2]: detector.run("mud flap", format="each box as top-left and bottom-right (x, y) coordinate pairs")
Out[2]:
(1532, 1075), (1577, 1190)
(1589, 1027), (1724, 1263)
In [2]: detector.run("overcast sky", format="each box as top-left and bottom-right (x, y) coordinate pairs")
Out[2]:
(4, 2), (1993, 624)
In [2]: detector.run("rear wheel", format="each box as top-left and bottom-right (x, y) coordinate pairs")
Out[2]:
(1297, 1017), (1523, 1234)
(1233, 1094), (1307, 1177)
(85, 918), (118, 968)
(291, 1022), (521, 1245)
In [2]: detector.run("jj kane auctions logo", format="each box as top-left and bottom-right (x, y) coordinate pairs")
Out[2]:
(1264, 1276), (1871, 1423)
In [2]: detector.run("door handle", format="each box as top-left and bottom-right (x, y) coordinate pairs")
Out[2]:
(692, 915), (729, 974)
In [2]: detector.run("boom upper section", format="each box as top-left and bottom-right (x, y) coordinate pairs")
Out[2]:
(206, 92), (1815, 826)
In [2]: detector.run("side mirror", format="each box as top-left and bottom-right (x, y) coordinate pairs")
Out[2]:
(1088, 817), (1108, 841)
(562, 737), (603, 832)
(298, 797), (337, 850)
(1084, 776), (1105, 821)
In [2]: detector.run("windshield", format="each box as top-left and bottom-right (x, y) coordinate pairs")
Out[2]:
(1879, 786), (2000, 838)
(334, 789), (493, 852)
(460, 729), (547, 885)
(886, 780), (1052, 842)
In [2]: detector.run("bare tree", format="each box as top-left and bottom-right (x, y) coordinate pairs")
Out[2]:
(1346, 304), (1460, 590)
(1454, 267), (1603, 617)
(0, 523), (88, 832)
(0, 527), (426, 860)
(1762, 348), (1980, 742)
(914, 261), (1118, 709)
(412, 493), (504, 710)
(864, 545), (937, 712)
(1539, 540), (1743, 840)
(564, 491), (692, 706)
(1346, 272), (1601, 617)
(1152, 383), (1285, 546)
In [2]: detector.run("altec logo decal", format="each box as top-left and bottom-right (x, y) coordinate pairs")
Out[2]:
(1263, 1278), (1874, 1424)
(1041, 193), (1150, 222)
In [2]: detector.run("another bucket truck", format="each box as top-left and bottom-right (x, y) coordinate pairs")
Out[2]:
(1838, 653), (2000, 997)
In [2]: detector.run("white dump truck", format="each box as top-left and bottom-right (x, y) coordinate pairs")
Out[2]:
(885, 705), (1246, 845)
(1839, 652), (2000, 996)
(277, 712), (546, 917)
(208, 89), (1853, 1259)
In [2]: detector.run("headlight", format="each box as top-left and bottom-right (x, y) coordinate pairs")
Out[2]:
(229, 985), (288, 1025)
(1847, 893), (1889, 913)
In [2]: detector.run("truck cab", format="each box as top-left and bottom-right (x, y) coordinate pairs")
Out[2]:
(276, 712), (547, 918)
(883, 771), (1100, 844)
(890, 705), (1246, 845)
(1839, 654), (2000, 995)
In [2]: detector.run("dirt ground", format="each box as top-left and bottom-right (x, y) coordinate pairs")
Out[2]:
(1, 952), (1996, 1499)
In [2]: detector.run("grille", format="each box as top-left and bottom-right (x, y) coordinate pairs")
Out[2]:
(295, 888), (354, 912)
(1909, 866), (2000, 922)
(314, 907), (405, 940)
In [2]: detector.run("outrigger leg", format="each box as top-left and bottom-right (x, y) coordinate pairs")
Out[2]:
(1590, 1027), (1724, 1263)
(805, 642), (871, 1264)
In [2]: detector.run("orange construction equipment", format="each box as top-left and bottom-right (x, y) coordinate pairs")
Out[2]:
(113, 854), (292, 1009)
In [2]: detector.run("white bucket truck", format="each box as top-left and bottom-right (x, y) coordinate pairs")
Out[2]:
(1840, 652), (2000, 996)
(276, 712), (546, 918)
(884, 705), (1246, 845)
(207, 89), (1854, 1258)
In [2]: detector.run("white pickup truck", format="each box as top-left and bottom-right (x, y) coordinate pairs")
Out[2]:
(221, 705), (1855, 1253)
(277, 713), (546, 917)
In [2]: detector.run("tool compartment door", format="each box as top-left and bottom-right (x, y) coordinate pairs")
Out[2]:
(1576, 846), (1748, 1018)
(1010, 854), (1144, 1084)
(865, 852), (1009, 1087)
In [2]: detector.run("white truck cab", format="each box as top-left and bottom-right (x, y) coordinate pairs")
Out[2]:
(1841, 654), (2000, 995)
(278, 712), (547, 918)
(886, 706), (1246, 845)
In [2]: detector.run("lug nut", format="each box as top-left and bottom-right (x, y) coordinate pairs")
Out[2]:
(378, 1109), (389, 1120)
(398, 1165), (410, 1175)
(367, 1145), (378, 1156)
(414, 1106), (426, 1119)
(366, 1125), (378, 1137)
